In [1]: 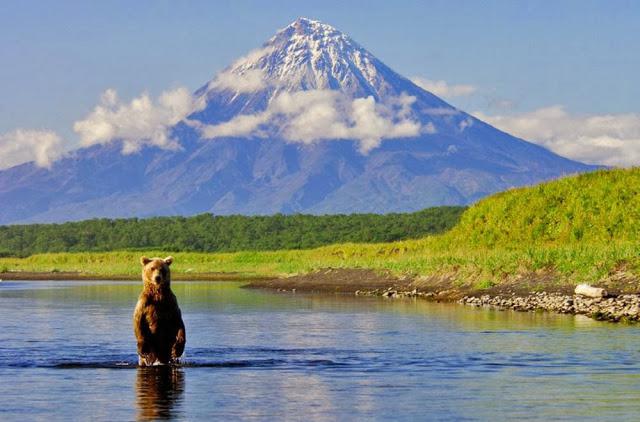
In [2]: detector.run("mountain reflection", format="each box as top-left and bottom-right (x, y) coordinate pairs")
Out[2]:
(136, 366), (184, 421)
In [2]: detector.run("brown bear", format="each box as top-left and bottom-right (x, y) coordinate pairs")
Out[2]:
(133, 256), (186, 366)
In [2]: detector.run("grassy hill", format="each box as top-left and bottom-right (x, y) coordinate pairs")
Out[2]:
(449, 168), (640, 247)
(1, 168), (639, 293)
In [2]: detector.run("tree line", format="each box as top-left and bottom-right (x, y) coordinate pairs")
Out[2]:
(0, 207), (465, 257)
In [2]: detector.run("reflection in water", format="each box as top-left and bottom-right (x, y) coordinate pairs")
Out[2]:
(136, 366), (184, 421)
(4, 281), (640, 420)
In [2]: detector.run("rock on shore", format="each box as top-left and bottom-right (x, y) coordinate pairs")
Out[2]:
(247, 268), (640, 323)
(459, 292), (640, 322)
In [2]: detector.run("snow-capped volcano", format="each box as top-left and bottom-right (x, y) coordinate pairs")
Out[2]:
(193, 18), (453, 153)
(0, 18), (597, 224)
(202, 17), (420, 99)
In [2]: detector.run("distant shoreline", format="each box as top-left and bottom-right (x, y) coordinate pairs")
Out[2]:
(245, 268), (640, 324)
(0, 271), (272, 282)
(3, 268), (639, 323)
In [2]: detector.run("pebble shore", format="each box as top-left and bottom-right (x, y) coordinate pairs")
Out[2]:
(459, 292), (640, 322)
(355, 287), (640, 323)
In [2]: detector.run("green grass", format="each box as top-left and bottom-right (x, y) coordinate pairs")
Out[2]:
(449, 168), (640, 247)
(1, 239), (638, 289)
(2, 168), (639, 290)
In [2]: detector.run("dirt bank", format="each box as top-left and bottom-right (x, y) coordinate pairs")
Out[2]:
(245, 267), (576, 299)
(246, 267), (640, 323)
(245, 268), (412, 293)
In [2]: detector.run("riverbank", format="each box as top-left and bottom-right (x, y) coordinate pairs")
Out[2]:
(459, 293), (640, 323)
(1, 239), (639, 288)
(0, 270), (273, 282)
(246, 267), (640, 323)
(3, 265), (640, 322)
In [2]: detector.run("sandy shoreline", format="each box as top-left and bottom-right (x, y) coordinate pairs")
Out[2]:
(3, 268), (639, 323)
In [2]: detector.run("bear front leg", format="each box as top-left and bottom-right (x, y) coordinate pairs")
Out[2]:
(133, 300), (155, 365)
(172, 316), (186, 361)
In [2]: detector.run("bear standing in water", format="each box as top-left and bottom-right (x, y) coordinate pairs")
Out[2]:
(133, 256), (186, 366)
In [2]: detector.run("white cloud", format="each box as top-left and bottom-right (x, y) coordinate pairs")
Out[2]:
(205, 46), (276, 94)
(231, 46), (275, 68)
(201, 113), (269, 138)
(474, 106), (640, 166)
(0, 129), (65, 170)
(458, 117), (474, 132)
(199, 90), (424, 153)
(73, 87), (204, 154)
(209, 68), (268, 93)
(411, 77), (477, 98)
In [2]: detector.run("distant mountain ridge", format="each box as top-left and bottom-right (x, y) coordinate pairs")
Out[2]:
(0, 18), (596, 224)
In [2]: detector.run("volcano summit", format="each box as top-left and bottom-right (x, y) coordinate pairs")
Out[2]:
(0, 18), (595, 224)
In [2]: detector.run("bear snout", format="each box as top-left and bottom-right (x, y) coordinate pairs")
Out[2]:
(154, 275), (162, 282)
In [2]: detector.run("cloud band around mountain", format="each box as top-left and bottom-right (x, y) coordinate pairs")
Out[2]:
(73, 87), (205, 154)
(411, 77), (477, 98)
(3, 85), (640, 170)
(0, 129), (65, 170)
(474, 106), (640, 167)
(208, 68), (268, 93)
(198, 90), (427, 153)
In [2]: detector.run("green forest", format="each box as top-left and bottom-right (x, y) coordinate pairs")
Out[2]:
(0, 207), (465, 257)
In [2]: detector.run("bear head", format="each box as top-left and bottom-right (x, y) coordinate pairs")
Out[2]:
(140, 256), (174, 288)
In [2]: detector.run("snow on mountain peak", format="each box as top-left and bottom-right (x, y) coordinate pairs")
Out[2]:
(269, 17), (354, 53)
(277, 17), (344, 40)
(204, 17), (399, 99)
(193, 18), (471, 153)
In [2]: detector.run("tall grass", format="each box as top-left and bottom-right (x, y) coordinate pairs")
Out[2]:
(449, 168), (640, 247)
(1, 240), (638, 287)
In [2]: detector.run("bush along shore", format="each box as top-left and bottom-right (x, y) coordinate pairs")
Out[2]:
(0, 207), (464, 256)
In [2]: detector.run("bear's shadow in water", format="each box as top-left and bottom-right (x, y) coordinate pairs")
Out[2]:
(136, 366), (185, 421)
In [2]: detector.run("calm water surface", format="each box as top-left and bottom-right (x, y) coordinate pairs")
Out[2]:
(1, 280), (640, 421)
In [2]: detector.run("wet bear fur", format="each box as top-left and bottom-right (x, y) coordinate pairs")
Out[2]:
(133, 256), (186, 366)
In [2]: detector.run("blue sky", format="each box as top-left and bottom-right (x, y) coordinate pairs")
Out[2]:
(1, 0), (639, 167)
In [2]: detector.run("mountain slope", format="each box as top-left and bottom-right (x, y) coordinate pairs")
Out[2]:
(0, 18), (596, 224)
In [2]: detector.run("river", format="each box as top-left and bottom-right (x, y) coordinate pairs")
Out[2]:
(1, 280), (640, 420)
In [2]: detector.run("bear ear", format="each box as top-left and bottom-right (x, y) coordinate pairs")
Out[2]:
(164, 256), (174, 266)
(140, 256), (152, 266)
